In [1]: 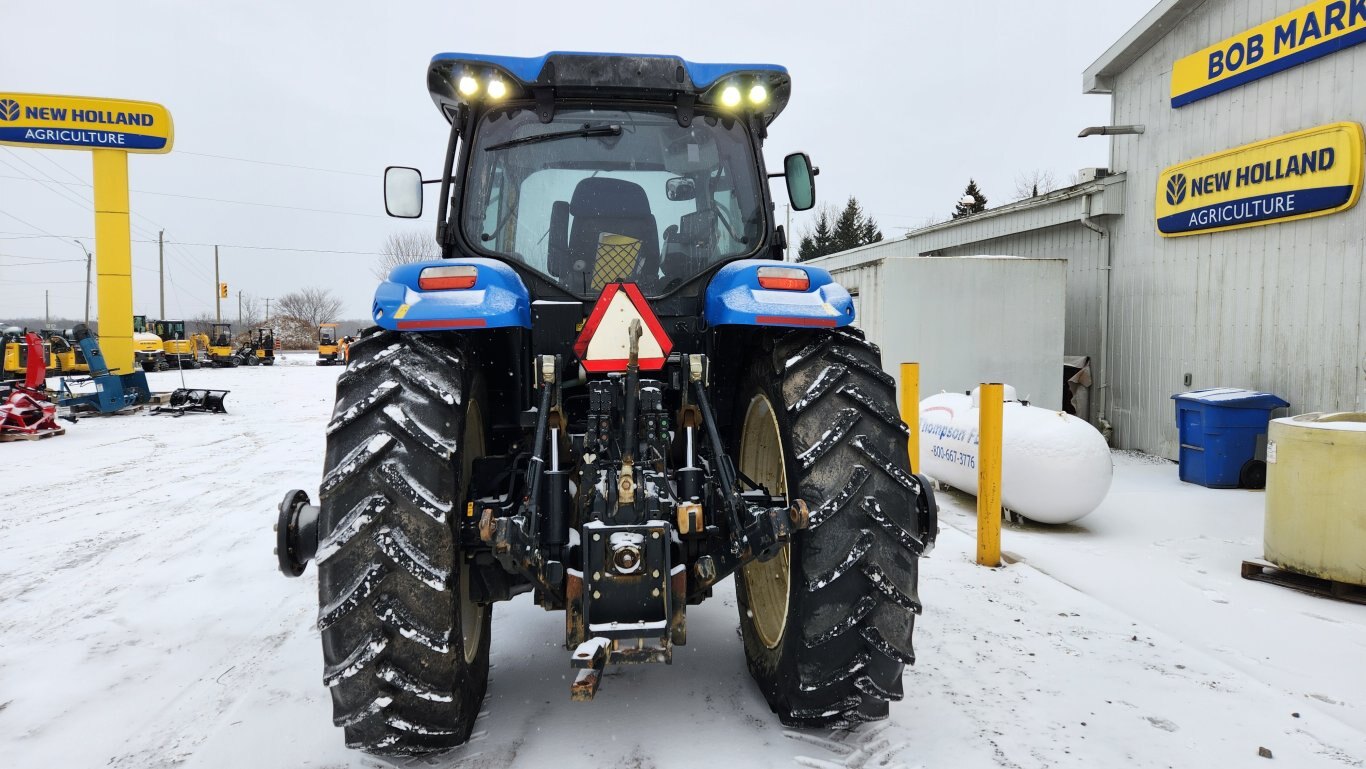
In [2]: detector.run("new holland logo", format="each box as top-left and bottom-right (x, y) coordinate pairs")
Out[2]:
(1166, 173), (1188, 206)
(0, 99), (19, 122)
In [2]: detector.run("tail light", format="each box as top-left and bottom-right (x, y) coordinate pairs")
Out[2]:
(419, 265), (478, 290)
(756, 266), (810, 291)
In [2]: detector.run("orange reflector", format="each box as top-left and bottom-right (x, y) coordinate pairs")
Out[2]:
(419, 265), (478, 290)
(757, 266), (810, 291)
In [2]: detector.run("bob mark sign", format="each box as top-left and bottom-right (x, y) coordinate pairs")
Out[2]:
(1156, 122), (1364, 237)
(1171, 0), (1366, 107)
(0, 93), (173, 153)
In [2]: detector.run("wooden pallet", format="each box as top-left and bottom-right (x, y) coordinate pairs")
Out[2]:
(0, 427), (66, 442)
(1241, 559), (1366, 605)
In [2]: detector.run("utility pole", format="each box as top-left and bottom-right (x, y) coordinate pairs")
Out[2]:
(74, 239), (92, 325)
(237, 290), (242, 327)
(214, 245), (221, 322)
(158, 229), (165, 319)
(264, 297), (272, 324)
(45, 289), (50, 328)
(785, 204), (792, 261)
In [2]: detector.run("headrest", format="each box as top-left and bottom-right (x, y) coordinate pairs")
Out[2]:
(570, 177), (651, 219)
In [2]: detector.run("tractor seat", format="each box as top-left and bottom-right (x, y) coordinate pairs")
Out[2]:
(556, 177), (659, 292)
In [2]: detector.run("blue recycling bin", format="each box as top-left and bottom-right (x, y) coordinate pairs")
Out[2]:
(1172, 388), (1289, 488)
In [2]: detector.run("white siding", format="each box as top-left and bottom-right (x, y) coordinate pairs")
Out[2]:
(934, 223), (1109, 387)
(827, 257), (1067, 412)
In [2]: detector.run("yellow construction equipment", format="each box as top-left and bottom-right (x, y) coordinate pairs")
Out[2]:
(203, 323), (240, 368)
(4, 326), (57, 378)
(236, 328), (276, 366)
(317, 323), (342, 366)
(47, 330), (91, 374)
(153, 319), (201, 369)
(133, 315), (167, 372)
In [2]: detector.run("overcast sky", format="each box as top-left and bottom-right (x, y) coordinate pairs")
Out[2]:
(0, 0), (1155, 322)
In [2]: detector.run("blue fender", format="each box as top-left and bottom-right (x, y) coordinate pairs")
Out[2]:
(704, 260), (855, 328)
(372, 258), (531, 331)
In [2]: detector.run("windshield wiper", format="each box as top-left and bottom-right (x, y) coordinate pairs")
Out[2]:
(484, 123), (622, 152)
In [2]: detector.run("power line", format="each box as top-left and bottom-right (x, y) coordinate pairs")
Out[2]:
(0, 230), (392, 257)
(175, 150), (377, 177)
(0, 151), (170, 244)
(0, 174), (383, 218)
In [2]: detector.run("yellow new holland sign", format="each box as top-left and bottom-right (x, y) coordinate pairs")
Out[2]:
(0, 93), (173, 153)
(1171, 0), (1366, 107)
(1156, 122), (1364, 237)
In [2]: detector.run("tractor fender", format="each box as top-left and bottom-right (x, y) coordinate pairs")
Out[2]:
(703, 259), (855, 328)
(372, 258), (532, 331)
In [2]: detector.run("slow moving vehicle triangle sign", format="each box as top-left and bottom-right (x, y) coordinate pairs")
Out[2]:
(574, 283), (673, 372)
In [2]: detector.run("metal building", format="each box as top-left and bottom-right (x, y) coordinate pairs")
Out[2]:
(818, 0), (1366, 459)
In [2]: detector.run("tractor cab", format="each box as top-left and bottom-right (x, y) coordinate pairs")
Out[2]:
(382, 53), (816, 309)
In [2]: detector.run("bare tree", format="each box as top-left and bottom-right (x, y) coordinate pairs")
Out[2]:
(1014, 169), (1058, 200)
(276, 288), (344, 328)
(373, 229), (439, 280)
(272, 287), (345, 347)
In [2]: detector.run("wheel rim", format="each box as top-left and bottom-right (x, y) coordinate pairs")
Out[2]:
(738, 393), (791, 650)
(459, 399), (486, 664)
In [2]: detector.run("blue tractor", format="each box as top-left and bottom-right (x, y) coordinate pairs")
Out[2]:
(276, 51), (937, 756)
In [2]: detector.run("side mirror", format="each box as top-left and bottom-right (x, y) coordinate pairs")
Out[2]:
(665, 177), (696, 202)
(783, 152), (816, 211)
(384, 166), (424, 218)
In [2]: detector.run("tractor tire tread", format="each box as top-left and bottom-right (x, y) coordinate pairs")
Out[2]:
(316, 329), (485, 755)
(740, 328), (927, 729)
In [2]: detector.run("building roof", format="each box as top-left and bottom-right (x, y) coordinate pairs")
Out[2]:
(1083, 0), (1205, 94)
(808, 173), (1127, 271)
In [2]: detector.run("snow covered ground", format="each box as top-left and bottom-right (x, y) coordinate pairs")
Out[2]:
(2, 360), (1363, 769)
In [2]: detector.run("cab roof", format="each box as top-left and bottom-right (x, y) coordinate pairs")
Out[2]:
(428, 51), (792, 125)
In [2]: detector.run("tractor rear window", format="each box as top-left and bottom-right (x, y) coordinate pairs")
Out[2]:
(462, 107), (765, 296)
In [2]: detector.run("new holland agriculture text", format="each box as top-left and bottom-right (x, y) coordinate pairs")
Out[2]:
(1156, 122), (1364, 237)
(1171, 0), (1366, 107)
(0, 93), (173, 152)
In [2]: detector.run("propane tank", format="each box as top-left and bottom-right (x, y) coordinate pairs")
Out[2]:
(919, 386), (1112, 524)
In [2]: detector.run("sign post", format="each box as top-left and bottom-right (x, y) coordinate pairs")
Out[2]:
(0, 93), (174, 374)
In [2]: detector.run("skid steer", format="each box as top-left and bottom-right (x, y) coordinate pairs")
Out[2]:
(274, 51), (937, 757)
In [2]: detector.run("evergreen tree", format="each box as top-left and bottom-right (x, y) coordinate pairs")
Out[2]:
(797, 208), (834, 261)
(859, 215), (883, 246)
(832, 197), (865, 252)
(797, 197), (883, 261)
(952, 179), (989, 219)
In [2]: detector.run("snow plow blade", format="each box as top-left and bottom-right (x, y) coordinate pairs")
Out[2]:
(154, 388), (230, 416)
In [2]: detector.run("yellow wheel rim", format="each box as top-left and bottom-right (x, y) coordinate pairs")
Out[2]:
(460, 399), (486, 665)
(739, 393), (791, 650)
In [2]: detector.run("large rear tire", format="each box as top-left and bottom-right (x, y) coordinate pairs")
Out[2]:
(734, 327), (932, 727)
(315, 329), (490, 755)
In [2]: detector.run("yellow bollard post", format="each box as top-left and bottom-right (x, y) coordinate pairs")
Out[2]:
(900, 362), (920, 473)
(977, 382), (1003, 567)
(92, 148), (135, 374)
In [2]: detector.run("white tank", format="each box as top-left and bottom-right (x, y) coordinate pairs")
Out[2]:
(919, 387), (1112, 524)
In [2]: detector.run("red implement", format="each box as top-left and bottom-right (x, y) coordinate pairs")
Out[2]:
(0, 332), (64, 441)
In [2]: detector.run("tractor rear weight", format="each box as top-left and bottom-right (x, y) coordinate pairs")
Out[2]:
(275, 489), (319, 578)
